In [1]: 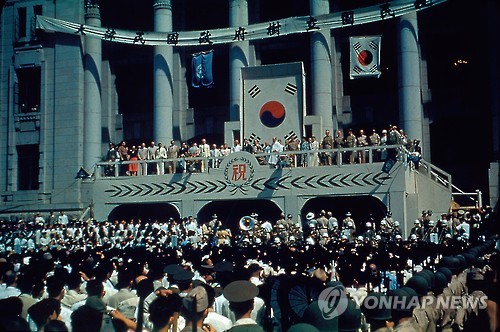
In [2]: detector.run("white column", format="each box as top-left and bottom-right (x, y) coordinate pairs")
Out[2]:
(310, 0), (334, 132)
(229, 0), (249, 121)
(397, 13), (423, 142)
(153, 0), (173, 145)
(84, 2), (102, 170)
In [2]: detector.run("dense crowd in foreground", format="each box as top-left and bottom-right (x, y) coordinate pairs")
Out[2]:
(0, 207), (498, 332)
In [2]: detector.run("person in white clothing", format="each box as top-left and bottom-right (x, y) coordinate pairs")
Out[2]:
(199, 138), (211, 172)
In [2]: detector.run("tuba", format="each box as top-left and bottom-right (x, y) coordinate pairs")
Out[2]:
(239, 216), (256, 231)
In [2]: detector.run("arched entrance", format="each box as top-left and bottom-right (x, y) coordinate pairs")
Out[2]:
(301, 195), (388, 227)
(107, 203), (180, 222)
(198, 199), (283, 232)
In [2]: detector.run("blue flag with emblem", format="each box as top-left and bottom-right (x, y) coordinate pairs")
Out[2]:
(192, 50), (214, 88)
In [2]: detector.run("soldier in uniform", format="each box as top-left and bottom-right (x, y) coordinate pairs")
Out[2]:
(389, 287), (420, 332)
(322, 129), (334, 165)
(299, 137), (310, 167)
(316, 210), (329, 230)
(223, 280), (264, 332)
(357, 129), (369, 163)
(409, 220), (424, 240)
(387, 125), (402, 162)
(369, 129), (382, 162)
(167, 140), (179, 174)
(361, 292), (394, 332)
(334, 129), (345, 164)
(345, 129), (357, 164)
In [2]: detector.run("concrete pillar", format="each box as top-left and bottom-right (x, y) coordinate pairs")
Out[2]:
(229, 0), (250, 121)
(397, 13), (423, 142)
(83, 2), (102, 170)
(153, 0), (173, 145)
(310, 0), (334, 132)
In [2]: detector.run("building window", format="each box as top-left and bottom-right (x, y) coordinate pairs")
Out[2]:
(17, 7), (27, 39)
(16, 67), (41, 113)
(32, 5), (43, 38)
(17, 144), (39, 190)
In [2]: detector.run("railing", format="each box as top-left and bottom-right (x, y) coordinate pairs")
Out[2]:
(403, 146), (453, 192)
(93, 144), (405, 179)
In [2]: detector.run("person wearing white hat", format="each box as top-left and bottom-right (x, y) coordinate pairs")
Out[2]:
(305, 213), (317, 232)
(409, 219), (424, 240)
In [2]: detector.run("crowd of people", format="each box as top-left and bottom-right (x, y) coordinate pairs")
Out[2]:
(0, 205), (498, 331)
(103, 124), (422, 176)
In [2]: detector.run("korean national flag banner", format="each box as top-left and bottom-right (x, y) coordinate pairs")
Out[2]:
(349, 36), (382, 79)
(192, 50), (214, 88)
(241, 62), (305, 144)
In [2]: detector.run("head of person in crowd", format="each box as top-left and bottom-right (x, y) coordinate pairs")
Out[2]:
(71, 304), (104, 332)
(302, 300), (338, 332)
(361, 292), (393, 331)
(28, 298), (61, 330)
(0, 296), (23, 319)
(85, 279), (105, 298)
(338, 298), (362, 332)
(223, 280), (259, 321)
(43, 319), (69, 332)
(181, 286), (211, 329)
(46, 276), (65, 300)
(173, 269), (194, 295)
(388, 287), (419, 327)
(148, 293), (182, 332)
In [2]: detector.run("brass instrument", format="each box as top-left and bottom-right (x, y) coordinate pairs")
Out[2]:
(239, 216), (256, 231)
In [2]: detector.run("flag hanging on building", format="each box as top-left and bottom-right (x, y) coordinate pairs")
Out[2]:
(191, 50), (214, 88)
(241, 62), (305, 144)
(349, 36), (382, 79)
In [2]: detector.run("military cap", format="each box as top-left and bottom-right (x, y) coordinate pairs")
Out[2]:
(417, 270), (434, 290)
(287, 323), (319, 332)
(182, 286), (209, 313)
(338, 299), (362, 332)
(173, 269), (194, 284)
(455, 255), (466, 270)
(164, 264), (183, 275)
(436, 267), (452, 283)
(361, 292), (392, 321)
(462, 253), (478, 267)
(439, 257), (458, 274)
(214, 260), (233, 273)
(306, 212), (315, 220)
(433, 272), (448, 290)
(388, 288), (415, 313)
(223, 280), (259, 303)
(405, 275), (429, 297)
(287, 214), (293, 219)
(303, 301), (339, 332)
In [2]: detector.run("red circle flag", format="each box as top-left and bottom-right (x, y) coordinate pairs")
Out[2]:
(358, 50), (373, 66)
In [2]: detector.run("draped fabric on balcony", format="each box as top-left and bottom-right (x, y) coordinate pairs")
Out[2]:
(35, 0), (446, 47)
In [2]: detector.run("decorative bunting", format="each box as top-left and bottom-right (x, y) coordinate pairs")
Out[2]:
(35, 0), (447, 47)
